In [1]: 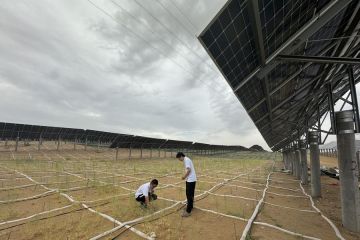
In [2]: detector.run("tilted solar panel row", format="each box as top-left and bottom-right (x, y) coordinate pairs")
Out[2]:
(0, 122), (251, 151)
(199, 0), (360, 150)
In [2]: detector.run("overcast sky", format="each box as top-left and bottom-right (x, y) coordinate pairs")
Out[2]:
(0, 0), (300, 151)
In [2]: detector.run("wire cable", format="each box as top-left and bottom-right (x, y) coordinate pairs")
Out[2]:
(155, 0), (195, 40)
(110, 0), (219, 78)
(86, 0), (237, 99)
(120, 0), (222, 80)
(168, 0), (198, 32)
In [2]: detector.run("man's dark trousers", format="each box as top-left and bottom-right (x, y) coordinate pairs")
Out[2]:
(186, 181), (196, 213)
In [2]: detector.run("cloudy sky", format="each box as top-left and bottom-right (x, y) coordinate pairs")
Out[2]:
(0, 0), (274, 150)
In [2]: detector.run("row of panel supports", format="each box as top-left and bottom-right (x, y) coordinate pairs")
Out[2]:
(282, 110), (360, 232)
(319, 148), (338, 157)
(4, 139), (234, 160)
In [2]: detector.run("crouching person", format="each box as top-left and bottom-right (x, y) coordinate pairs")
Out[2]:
(135, 179), (158, 208)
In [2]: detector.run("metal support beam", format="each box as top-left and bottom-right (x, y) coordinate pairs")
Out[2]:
(277, 55), (360, 65)
(327, 84), (336, 134)
(234, 0), (352, 91)
(348, 66), (360, 132)
(247, 0), (266, 66)
(248, 43), (337, 114)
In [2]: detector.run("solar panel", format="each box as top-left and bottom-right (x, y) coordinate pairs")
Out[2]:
(199, 0), (359, 150)
(0, 121), (251, 152)
(201, 0), (259, 89)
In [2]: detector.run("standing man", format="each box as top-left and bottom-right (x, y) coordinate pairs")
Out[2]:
(135, 179), (158, 208)
(176, 152), (197, 217)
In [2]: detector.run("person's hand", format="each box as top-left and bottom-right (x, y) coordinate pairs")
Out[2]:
(181, 176), (186, 180)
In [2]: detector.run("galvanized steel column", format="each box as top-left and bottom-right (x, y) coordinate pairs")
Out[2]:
(299, 140), (308, 185)
(295, 143), (301, 180)
(357, 151), (360, 177)
(290, 146), (295, 175)
(282, 151), (285, 168)
(309, 132), (321, 197)
(292, 143), (297, 177)
(285, 151), (289, 170)
(15, 137), (19, 152)
(336, 110), (360, 232)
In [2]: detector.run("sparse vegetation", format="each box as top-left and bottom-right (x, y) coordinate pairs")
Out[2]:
(1, 141), (318, 240)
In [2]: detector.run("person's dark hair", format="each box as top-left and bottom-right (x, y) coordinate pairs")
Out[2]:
(151, 179), (158, 185)
(176, 152), (185, 158)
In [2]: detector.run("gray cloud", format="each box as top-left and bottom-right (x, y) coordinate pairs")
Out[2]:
(0, 0), (270, 150)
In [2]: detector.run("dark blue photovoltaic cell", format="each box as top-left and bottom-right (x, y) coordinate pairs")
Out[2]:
(199, 0), (358, 150)
(258, 0), (317, 58)
(200, 0), (258, 89)
(236, 76), (264, 109)
(0, 122), (250, 151)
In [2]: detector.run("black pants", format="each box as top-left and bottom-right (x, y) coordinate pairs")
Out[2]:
(135, 193), (157, 203)
(186, 181), (196, 213)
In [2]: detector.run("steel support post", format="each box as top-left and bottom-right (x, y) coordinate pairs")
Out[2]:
(287, 151), (292, 171)
(74, 139), (76, 150)
(116, 147), (119, 161)
(283, 151), (286, 170)
(291, 145), (296, 176)
(295, 143), (301, 180)
(282, 151), (286, 169)
(284, 149), (291, 170)
(150, 146), (152, 159)
(85, 138), (88, 151)
(299, 140), (308, 185)
(336, 111), (360, 232)
(284, 149), (290, 170)
(309, 131), (321, 197)
(140, 145), (143, 159)
(357, 151), (360, 177)
(15, 137), (19, 152)
(57, 137), (60, 151)
(348, 66), (360, 132)
(129, 145), (132, 159)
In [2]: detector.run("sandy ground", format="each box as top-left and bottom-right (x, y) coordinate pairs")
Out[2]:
(303, 175), (360, 240)
(319, 155), (339, 168)
(0, 145), (358, 239)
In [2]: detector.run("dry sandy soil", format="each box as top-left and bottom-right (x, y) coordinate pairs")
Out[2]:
(0, 142), (359, 239)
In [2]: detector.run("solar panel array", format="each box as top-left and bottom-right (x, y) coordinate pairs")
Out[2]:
(0, 122), (250, 151)
(199, 0), (360, 150)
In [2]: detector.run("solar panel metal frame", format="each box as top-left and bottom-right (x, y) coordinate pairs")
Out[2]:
(199, 0), (360, 151)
